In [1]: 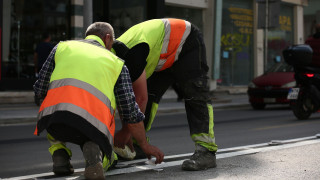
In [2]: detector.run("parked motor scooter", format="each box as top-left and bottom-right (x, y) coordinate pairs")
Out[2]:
(283, 44), (320, 120)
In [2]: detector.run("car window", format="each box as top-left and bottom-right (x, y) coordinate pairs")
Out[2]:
(266, 63), (293, 73)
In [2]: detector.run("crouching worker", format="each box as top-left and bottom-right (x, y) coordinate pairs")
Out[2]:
(33, 22), (164, 179)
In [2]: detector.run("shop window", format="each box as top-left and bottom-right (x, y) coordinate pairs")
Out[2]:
(165, 6), (203, 32)
(266, 3), (294, 70)
(2, 0), (69, 81)
(108, 0), (147, 38)
(220, 0), (254, 86)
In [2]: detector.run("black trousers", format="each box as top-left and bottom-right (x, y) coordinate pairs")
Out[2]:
(144, 25), (213, 136)
(47, 123), (90, 149)
(39, 111), (112, 159)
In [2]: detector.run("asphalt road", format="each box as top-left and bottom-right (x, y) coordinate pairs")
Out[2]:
(1, 105), (320, 179)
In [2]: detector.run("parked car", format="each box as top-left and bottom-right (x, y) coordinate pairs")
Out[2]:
(247, 62), (295, 109)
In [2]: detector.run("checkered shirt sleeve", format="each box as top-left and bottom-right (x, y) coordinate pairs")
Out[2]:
(114, 65), (145, 123)
(33, 45), (57, 99)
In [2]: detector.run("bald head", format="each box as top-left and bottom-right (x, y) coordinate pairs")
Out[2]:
(85, 22), (115, 50)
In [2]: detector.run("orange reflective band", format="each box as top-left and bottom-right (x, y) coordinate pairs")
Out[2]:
(40, 85), (115, 136)
(159, 19), (186, 71)
(34, 126), (38, 135)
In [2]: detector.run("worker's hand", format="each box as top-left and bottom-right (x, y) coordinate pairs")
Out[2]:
(114, 127), (134, 152)
(140, 144), (164, 164)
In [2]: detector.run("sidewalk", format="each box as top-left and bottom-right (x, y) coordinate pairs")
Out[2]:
(0, 89), (250, 125)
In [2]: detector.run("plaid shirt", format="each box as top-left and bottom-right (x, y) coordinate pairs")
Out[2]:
(33, 42), (144, 124)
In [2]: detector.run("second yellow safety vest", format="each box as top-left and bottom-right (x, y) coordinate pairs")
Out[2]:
(116, 18), (191, 78)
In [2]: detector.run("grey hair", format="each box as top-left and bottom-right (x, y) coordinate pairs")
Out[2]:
(85, 22), (115, 40)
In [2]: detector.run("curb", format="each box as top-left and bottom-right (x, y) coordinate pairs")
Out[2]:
(0, 103), (251, 126)
(0, 91), (34, 104)
(0, 117), (38, 125)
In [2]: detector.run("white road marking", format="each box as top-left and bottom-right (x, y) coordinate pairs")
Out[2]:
(5, 134), (320, 180)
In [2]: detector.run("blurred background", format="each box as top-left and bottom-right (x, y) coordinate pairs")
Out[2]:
(0, 0), (318, 92)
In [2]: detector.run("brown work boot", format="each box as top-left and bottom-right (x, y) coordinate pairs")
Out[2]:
(52, 149), (74, 175)
(182, 144), (217, 171)
(83, 141), (105, 180)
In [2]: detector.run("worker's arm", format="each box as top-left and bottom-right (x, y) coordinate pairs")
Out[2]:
(117, 42), (149, 113)
(115, 121), (164, 164)
(33, 45), (58, 99)
(114, 65), (164, 164)
(132, 70), (148, 113)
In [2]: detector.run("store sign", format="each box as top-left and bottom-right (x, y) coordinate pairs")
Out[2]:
(228, 7), (253, 34)
(221, 7), (253, 53)
(279, 15), (292, 31)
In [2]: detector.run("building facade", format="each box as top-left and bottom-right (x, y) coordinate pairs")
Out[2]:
(0, 0), (312, 91)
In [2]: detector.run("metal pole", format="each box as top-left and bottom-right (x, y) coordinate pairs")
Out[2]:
(17, 20), (20, 78)
(264, 0), (269, 72)
(214, 0), (222, 80)
(83, 0), (93, 35)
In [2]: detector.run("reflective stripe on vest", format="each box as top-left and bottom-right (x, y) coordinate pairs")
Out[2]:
(155, 19), (191, 71)
(39, 79), (115, 145)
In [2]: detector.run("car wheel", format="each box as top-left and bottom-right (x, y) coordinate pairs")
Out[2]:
(251, 103), (266, 110)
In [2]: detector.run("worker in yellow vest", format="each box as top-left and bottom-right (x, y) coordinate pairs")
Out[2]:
(112, 18), (217, 171)
(34, 22), (164, 179)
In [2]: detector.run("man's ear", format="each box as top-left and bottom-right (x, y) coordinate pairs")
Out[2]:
(104, 34), (109, 44)
(104, 34), (112, 50)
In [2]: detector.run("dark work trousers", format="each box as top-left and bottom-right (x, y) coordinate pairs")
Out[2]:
(43, 112), (110, 158)
(47, 123), (90, 150)
(144, 26), (217, 152)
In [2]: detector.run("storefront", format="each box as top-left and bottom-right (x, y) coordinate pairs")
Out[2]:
(1, 0), (70, 90)
(0, 0), (209, 91)
(218, 0), (296, 86)
(219, 0), (254, 86)
(0, 0), (307, 91)
(304, 0), (320, 39)
(266, 2), (294, 70)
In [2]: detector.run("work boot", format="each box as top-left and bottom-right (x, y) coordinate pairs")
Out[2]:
(182, 144), (217, 171)
(83, 141), (105, 180)
(52, 149), (74, 175)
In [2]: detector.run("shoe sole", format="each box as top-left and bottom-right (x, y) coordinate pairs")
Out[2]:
(52, 149), (74, 176)
(84, 162), (105, 180)
(83, 142), (104, 179)
(181, 160), (217, 171)
(83, 142), (102, 165)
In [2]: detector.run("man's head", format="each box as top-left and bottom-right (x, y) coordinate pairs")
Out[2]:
(85, 22), (115, 50)
(42, 32), (51, 42)
(316, 23), (320, 33)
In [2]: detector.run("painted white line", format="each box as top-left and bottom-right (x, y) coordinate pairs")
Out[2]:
(106, 160), (185, 176)
(3, 172), (55, 180)
(6, 135), (320, 180)
(117, 152), (193, 166)
(108, 138), (320, 176)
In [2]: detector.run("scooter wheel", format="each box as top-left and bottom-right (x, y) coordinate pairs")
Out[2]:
(290, 98), (312, 120)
